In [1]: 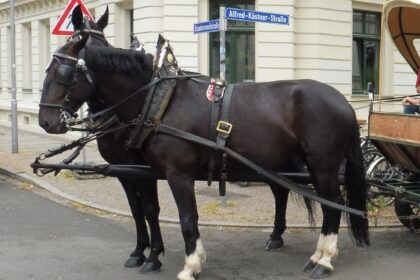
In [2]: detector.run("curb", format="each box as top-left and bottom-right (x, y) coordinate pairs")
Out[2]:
(0, 167), (404, 229)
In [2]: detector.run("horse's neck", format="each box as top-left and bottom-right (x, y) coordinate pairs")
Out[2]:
(95, 74), (149, 121)
(88, 99), (107, 114)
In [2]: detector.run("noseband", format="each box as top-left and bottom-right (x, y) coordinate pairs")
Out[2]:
(39, 29), (103, 125)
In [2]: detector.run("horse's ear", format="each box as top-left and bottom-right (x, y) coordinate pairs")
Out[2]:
(157, 34), (165, 45)
(71, 5), (84, 31)
(96, 6), (109, 31)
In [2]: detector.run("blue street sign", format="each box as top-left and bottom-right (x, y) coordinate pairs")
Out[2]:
(194, 19), (220, 33)
(225, 7), (289, 25)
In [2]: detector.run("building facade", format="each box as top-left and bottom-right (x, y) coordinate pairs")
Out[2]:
(0, 0), (414, 131)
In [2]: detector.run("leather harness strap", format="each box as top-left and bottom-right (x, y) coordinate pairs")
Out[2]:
(207, 79), (226, 185)
(215, 85), (234, 197)
(207, 101), (220, 185)
(207, 83), (234, 198)
(216, 85), (234, 147)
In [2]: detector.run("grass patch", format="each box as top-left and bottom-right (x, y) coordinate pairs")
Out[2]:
(17, 182), (34, 190)
(60, 170), (75, 179)
(200, 200), (235, 218)
(68, 201), (110, 216)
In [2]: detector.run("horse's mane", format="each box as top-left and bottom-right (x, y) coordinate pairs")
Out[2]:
(84, 46), (154, 76)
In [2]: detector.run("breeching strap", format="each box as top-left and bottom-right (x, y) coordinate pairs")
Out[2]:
(153, 122), (367, 218)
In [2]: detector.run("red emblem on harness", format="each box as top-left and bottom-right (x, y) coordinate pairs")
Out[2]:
(206, 83), (216, 101)
(206, 78), (226, 102)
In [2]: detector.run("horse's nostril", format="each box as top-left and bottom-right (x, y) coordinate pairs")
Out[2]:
(40, 120), (50, 130)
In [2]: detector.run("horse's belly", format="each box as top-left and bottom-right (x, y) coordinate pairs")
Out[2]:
(229, 132), (298, 169)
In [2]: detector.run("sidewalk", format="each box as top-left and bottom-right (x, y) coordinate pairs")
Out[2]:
(0, 125), (400, 228)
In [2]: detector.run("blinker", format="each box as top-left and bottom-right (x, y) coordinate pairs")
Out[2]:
(56, 64), (75, 85)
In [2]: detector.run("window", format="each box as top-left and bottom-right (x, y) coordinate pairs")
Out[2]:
(352, 11), (381, 95)
(39, 20), (50, 89)
(0, 28), (2, 93)
(21, 22), (32, 93)
(115, 2), (133, 48)
(209, 0), (255, 83)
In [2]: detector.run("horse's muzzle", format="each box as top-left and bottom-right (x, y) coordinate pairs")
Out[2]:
(39, 118), (69, 134)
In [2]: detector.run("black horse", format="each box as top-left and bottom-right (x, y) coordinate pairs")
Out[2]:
(43, 7), (164, 272)
(38, 6), (369, 280)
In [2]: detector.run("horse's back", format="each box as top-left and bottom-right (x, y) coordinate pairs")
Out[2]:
(228, 79), (357, 167)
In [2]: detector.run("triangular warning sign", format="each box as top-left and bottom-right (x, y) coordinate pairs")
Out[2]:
(52, 0), (93, 36)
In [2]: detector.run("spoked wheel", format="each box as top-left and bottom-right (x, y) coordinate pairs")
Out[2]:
(366, 156), (396, 208)
(362, 148), (383, 171)
(394, 198), (420, 231)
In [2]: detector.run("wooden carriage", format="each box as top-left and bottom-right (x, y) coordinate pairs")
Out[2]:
(367, 0), (420, 229)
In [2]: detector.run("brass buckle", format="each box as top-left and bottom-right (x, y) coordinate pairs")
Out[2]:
(216, 121), (233, 134)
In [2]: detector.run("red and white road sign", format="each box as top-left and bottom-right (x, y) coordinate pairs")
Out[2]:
(51, 0), (93, 35)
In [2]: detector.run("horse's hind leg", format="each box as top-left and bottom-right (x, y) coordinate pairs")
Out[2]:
(118, 178), (149, 268)
(138, 179), (164, 273)
(303, 169), (343, 279)
(265, 184), (289, 250)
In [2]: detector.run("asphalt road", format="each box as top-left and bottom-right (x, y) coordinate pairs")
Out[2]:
(1, 175), (420, 280)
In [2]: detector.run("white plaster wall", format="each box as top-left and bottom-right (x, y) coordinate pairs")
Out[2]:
(294, 0), (353, 95)
(256, 0), (296, 81)
(0, 26), (8, 100)
(133, 0), (164, 51)
(163, 0), (199, 71)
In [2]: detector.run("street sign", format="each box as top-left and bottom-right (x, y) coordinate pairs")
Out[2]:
(225, 7), (289, 25)
(52, 0), (93, 35)
(193, 19), (220, 34)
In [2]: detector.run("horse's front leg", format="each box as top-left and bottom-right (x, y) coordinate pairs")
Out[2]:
(138, 179), (164, 273)
(265, 184), (289, 250)
(166, 168), (206, 280)
(118, 178), (149, 268)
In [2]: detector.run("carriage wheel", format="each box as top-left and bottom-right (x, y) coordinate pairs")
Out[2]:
(362, 148), (383, 171)
(394, 198), (420, 231)
(366, 157), (395, 208)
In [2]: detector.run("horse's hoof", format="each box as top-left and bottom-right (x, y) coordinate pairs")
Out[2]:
(264, 238), (284, 251)
(309, 264), (332, 279)
(303, 260), (317, 272)
(138, 260), (162, 274)
(124, 255), (146, 268)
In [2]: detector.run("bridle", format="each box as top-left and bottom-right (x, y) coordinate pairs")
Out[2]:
(39, 28), (105, 126)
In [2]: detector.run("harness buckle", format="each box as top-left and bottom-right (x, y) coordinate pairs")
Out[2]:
(216, 121), (232, 134)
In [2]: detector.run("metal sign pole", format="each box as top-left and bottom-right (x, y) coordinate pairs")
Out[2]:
(219, 5), (227, 208)
(219, 5), (226, 81)
(10, 0), (18, 153)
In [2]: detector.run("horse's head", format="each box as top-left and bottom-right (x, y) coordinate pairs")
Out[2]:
(38, 5), (109, 134)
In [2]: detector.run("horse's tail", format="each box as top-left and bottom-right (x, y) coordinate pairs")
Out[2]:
(344, 121), (370, 247)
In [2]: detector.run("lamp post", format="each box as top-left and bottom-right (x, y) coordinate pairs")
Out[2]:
(10, 0), (18, 153)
